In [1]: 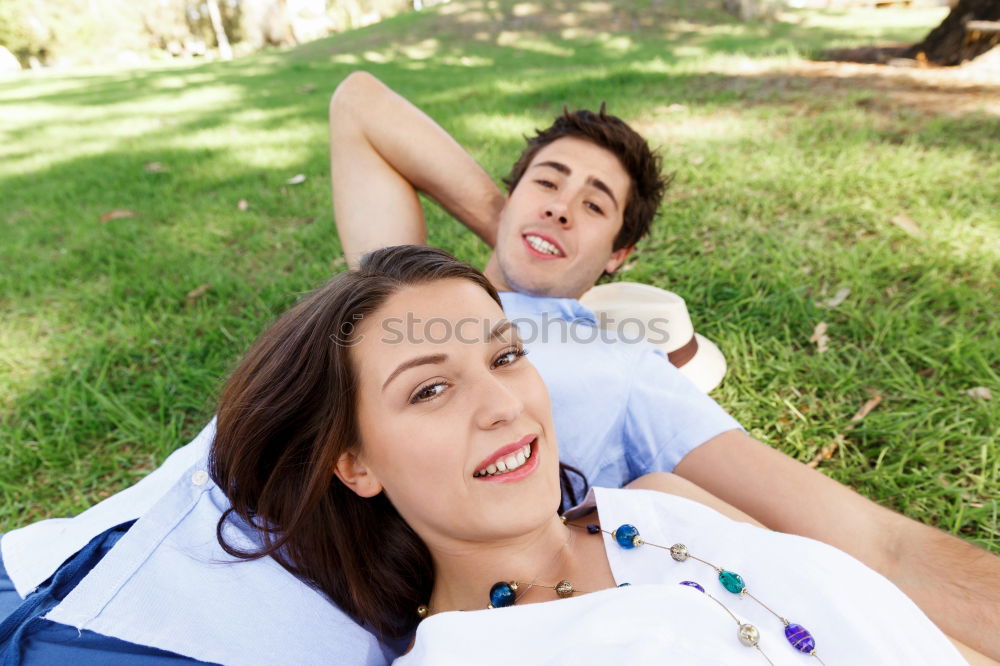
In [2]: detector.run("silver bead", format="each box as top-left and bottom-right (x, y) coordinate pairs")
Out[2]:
(737, 623), (760, 647)
(670, 543), (689, 562)
(555, 580), (574, 598)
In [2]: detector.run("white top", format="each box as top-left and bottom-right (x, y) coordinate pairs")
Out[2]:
(398, 487), (967, 665)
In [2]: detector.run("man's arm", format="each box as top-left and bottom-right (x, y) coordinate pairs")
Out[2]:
(328, 71), (505, 267)
(674, 429), (1000, 660)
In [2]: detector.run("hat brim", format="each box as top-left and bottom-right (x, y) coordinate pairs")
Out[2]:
(666, 333), (727, 394)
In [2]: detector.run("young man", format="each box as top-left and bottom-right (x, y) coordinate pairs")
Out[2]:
(329, 71), (1000, 660)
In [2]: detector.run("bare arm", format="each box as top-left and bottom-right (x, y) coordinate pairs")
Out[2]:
(328, 71), (505, 267)
(674, 429), (1000, 661)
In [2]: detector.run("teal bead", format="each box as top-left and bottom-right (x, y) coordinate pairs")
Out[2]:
(718, 570), (745, 594)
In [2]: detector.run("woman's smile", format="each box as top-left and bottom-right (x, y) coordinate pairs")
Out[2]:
(473, 435), (539, 482)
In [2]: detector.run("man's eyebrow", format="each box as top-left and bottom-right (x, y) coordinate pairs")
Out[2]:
(382, 353), (447, 392)
(531, 161), (619, 211)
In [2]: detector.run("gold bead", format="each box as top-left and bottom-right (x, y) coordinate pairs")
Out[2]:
(416, 605), (429, 618)
(555, 580), (575, 598)
(737, 623), (760, 647)
(509, 581), (520, 592)
(560, 515), (568, 524)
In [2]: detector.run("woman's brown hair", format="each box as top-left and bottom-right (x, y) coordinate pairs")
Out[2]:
(210, 244), (584, 640)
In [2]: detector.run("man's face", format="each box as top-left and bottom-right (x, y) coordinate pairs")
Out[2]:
(485, 137), (633, 299)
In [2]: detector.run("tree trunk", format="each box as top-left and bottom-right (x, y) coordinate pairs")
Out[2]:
(206, 0), (233, 61)
(905, 0), (1000, 66)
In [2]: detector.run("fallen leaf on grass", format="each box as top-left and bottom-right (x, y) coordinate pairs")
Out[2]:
(186, 283), (212, 303)
(820, 287), (851, 309)
(144, 162), (167, 173)
(807, 434), (844, 469)
(808, 389), (883, 468)
(891, 214), (924, 238)
(850, 391), (883, 422)
(964, 386), (992, 400)
(808, 321), (830, 353)
(285, 173), (307, 185)
(297, 83), (317, 94)
(237, 199), (249, 211)
(100, 209), (137, 223)
(690, 155), (705, 165)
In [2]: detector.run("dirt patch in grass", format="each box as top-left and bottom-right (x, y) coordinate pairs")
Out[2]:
(702, 53), (1000, 117)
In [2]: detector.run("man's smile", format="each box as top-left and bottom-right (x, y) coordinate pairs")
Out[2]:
(522, 233), (565, 258)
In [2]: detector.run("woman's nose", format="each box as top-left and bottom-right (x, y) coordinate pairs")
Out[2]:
(476, 374), (524, 430)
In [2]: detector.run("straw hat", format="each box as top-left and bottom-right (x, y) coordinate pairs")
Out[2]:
(579, 282), (727, 393)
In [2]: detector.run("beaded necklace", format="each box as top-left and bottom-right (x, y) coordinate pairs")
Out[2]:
(418, 518), (827, 665)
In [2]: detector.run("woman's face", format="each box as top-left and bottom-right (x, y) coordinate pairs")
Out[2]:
(345, 278), (561, 550)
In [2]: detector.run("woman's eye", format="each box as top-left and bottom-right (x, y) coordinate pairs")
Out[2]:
(493, 347), (528, 368)
(535, 179), (556, 189)
(411, 382), (446, 403)
(586, 201), (604, 215)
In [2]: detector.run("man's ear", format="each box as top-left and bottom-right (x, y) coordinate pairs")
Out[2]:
(603, 245), (634, 276)
(333, 449), (383, 498)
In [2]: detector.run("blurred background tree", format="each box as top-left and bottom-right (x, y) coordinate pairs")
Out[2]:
(0, 0), (424, 68)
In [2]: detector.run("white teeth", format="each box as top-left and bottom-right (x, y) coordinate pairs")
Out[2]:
(525, 235), (562, 256)
(475, 441), (535, 477)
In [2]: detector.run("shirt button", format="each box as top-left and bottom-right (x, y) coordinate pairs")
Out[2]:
(191, 470), (210, 486)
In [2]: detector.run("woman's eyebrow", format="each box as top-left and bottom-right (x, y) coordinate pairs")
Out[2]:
(382, 353), (447, 392)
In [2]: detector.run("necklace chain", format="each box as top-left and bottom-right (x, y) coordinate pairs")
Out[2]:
(417, 517), (827, 665)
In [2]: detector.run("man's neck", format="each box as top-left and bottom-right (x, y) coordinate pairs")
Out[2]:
(482, 253), (514, 293)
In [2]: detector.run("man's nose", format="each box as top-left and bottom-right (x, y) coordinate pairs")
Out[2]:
(475, 373), (524, 430)
(544, 201), (571, 226)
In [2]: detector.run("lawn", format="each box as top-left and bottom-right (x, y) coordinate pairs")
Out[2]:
(1, 1), (997, 550)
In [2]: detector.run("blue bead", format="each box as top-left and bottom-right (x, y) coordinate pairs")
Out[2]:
(785, 623), (816, 653)
(679, 580), (705, 593)
(618, 582), (631, 587)
(586, 523), (600, 534)
(613, 524), (641, 549)
(489, 581), (516, 608)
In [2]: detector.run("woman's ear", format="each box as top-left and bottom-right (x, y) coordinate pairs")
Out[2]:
(333, 450), (383, 498)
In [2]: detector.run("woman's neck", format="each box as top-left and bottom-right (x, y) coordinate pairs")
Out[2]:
(427, 511), (613, 613)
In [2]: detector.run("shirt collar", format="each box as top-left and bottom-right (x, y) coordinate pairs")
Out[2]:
(498, 291), (597, 325)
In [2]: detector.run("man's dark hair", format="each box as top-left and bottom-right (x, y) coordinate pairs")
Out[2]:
(503, 104), (671, 252)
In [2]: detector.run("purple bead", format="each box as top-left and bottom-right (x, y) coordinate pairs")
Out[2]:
(679, 580), (705, 593)
(586, 523), (600, 534)
(784, 623), (816, 653)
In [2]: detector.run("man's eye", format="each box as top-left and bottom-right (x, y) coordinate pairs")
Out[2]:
(493, 347), (528, 368)
(411, 382), (446, 403)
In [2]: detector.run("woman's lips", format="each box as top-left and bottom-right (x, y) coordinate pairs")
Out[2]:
(473, 436), (539, 483)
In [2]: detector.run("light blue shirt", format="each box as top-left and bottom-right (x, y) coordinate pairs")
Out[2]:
(498, 292), (741, 488)
(1, 293), (740, 664)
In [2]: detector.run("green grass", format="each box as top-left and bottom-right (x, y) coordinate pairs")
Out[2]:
(1, 1), (997, 551)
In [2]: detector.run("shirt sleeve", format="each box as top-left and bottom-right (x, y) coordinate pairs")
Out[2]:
(622, 347), (743, 479)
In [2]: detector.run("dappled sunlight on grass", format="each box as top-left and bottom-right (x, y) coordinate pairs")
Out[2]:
(458, 112), (540, 141)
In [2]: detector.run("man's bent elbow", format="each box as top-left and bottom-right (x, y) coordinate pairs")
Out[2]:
(329, 70), (380, 120)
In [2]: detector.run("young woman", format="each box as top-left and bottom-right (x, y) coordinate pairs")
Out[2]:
(0, 246), (985, 664)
